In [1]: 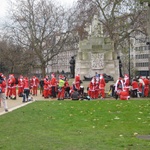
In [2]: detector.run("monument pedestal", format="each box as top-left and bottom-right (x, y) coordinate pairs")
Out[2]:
(75, 37), (119, 81)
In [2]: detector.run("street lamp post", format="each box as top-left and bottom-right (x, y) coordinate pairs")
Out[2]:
(147, 6), (150, 77)
(129, 47), (131, 80)
(140, 0), (150, 77)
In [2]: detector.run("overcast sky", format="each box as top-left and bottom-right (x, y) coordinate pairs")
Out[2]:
(0, 0), (77, 19)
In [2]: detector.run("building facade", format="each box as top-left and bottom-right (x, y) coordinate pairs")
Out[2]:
(131, 34), (150, 77)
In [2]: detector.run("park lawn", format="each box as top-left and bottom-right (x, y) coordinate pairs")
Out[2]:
(0, 100), (150, 150)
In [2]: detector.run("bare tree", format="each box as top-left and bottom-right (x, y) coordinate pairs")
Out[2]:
(0, 37), (35, 76)
(4, 0), (74, 77)
(74, 0), (147, 54)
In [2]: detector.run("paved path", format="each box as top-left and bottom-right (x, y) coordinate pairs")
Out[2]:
(0, 91), (44, 115)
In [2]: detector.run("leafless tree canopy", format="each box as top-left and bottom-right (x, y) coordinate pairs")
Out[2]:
(74, 0), (147, 53)
(3, 0), (76, 76)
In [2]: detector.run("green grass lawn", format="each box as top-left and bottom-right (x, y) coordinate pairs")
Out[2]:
(0, 100), (150, 150)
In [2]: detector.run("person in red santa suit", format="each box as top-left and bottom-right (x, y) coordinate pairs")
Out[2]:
(6, 74), (13, 99)
(114, 77), (124, 100)
(75, 74), (81, 91)
(50, 73), (57, 98)
(88, 77), (96, 99)
(115, 77), (130, 100)
(64, 77), (70, 98)
(143, 76), (149, 97)
(31, 76), (39, 96)
(148, 78), (150, 93)
(119, 90), (130, 100)
(8, 74), (17, 100)
(18, 75), (24, 97)
(94, 74), (100, 99)
(57, 75), (65, 100)
(48, 79), (53, 97)
(43, 75), (50, 98)
(131, 78), (139, 97)
(99, 74), (106, 99)
(123, 74), (130, 96)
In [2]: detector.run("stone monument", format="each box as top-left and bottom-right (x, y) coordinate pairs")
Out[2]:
(75, 15), (119, 81)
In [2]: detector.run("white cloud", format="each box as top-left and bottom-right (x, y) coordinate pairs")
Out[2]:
(0, 1), (7, 18)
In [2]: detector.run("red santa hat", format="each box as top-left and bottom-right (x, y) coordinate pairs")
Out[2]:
(59, 75), (63, 79)
(91, 77), (95, 84)
(124, 74), (129, 78)
(76, 74), (80, 77)
(9, 74), (14, 78)
(100, 74), (104, 79)
(51, 73), (55, 78)
(0, 73), (4, 78)
(140, 76), (143, 79)
(20, 75), (23, 78)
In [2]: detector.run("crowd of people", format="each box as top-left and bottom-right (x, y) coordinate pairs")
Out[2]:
(39, 72), (150, 101)
(0, 73), (40, 111)
(0, 72), (150, 111)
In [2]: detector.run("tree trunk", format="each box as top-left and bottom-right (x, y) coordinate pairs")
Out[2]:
(41, 64), (46, 78)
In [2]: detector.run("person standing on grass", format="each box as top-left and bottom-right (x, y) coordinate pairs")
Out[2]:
(43, 75), (50, 98)
(18, 75), (24, 97)
(138, 76), (145, 97)
(143, 76), (149, 97)
(99, 74), (106, 99)
(123, 74), (130, 96)
(114, 77), (124, 100)
(0, 73), (8, 112)
(131, 78), (139, 98)
(75, 74), (81, 91)
(50, 73), (57, 98)
(57, 75), (65, 100)
(88, 77), (96, 99)
(31, 76), (39, 96)
(39, 78), (44, 96)
(6, 74), (12, 99)
(64, 77), (70, 98)
(22, 77), (30, 102)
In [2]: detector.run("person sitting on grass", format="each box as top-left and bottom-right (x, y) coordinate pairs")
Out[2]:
(71, 88), (80, 100)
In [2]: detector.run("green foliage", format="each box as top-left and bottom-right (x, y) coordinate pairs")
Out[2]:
(0, 100), (150, 150)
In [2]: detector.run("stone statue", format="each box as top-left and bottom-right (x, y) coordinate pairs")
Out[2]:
(69, 56), (75, 78)
(84, 15), (103, 38)
(117, 56), (123, 78)
(91, 15), (103, 37)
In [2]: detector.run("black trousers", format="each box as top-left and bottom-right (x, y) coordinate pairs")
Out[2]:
(51, 86), (56, 98)
(131, 89), (138, 97)
(23, 88), (30, 102)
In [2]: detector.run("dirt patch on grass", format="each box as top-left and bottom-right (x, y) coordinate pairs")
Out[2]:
(137, 135), (150, 140)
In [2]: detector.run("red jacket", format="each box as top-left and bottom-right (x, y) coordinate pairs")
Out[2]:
(18, 78), (24, 87)
(31, 77), (39, 87)
(51, 77), (57, 86)
(131, 80), (138, 90)
(23, 78), (29, 89)
(99, 78), (106, 89)
(0, 79), (6, 93)
(143, 78), (149, 87)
